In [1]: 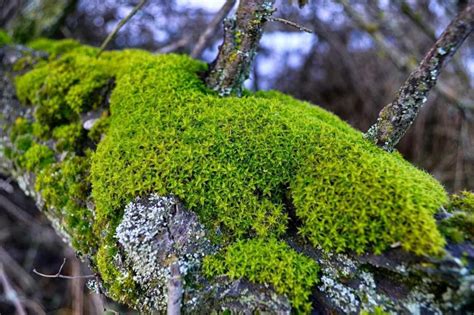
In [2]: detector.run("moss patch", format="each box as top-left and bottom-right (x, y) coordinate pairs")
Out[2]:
(203, 238), (319, 312)
(439, 191), (474, 244)
(13, 40), (449, 311)
(0, 29), (12, 46)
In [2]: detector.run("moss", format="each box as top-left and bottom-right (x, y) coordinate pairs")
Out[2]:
(0, 29), (12, 46)
(204, 238), (318, 313)
(13, 42), (450, 311)
(52, 122), (85, 152)
(21, 143), (54, 171)
(439, 191), (474, 244)
(35, 154), (95, 254)
(28, 38), (84, 57)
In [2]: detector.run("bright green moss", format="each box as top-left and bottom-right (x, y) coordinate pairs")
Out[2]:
(439, 191), (474, 244)
(14, 43), (450, 311)
(52, 122), (84, 152)
(28, 38), (85, 57)
(449, 191), (474, 213)
(90, 51), (446, 256)
(203, 238), (319, 313)
(21, 143), (54, 171)
(0, 29), (12, 46)
(35, 154), (95, 253)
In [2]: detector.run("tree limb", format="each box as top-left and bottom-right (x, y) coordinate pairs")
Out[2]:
(191, 0), (237, 58)
(365, 4), (473, 151)
(205, 0), (276, 96)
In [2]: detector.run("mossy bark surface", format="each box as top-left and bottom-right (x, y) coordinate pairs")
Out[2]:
(1, 41), (474, 314)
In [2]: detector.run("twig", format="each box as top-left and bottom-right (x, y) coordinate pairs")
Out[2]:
(268, 17), (312, 33)
(337, 0), (473, 111)
(33, 258), (95, 279)
(205, 0), (276, 96)
(96, 0), (148, 57)
(167, 260), (182, 315)
(0, 263), (27, 315)
(158, 35), (192, 54)
(191, 0), (236, 58)
(365, 4), (473, 151)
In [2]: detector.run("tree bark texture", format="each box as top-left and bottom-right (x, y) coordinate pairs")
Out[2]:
(365, 4), (473, 151)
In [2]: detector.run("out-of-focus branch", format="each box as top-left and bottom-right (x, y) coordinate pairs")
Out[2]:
(365, 4), (473, 151)
(205, 0), (276, 96)
(97, 0), (148, 57)
(166, 260), (182, 315)
(337, 0), (473, 111)
(191, 0), (236, 58)
(0, 263), (27, 315)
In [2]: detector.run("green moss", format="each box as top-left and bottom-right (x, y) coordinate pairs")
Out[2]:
(0, 29), (12, 46)
(439, 191), (474, 244)
(203, 238), (319, 313)
(21, 143), (54, 171)
(52, 122), (84, 152)
(28, 38), (84, 57)
(35, 154), (95, 254)
(14, 43), (450, 311)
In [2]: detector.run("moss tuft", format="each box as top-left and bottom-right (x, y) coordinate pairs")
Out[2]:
(439, 191), (474, 244)
(203, 238), (319, 312)
(21, 143), (54, 171)
(0, 29), (12, 46)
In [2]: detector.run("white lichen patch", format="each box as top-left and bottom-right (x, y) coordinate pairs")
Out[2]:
(115, 194), (214, 311)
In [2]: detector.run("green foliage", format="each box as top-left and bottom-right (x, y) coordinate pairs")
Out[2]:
(28, 38), (84, 57)
(0, 29), (12, 46)
(439, 191), (474, 244)
(203, 238), (319, 313)
(21, 143), (54, 171)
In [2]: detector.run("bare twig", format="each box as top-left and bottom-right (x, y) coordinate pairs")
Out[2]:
(33, 258), (95, 279)
(191, 0), (236, 58)
(158, 35), (192, 54)
(365, 4), (473, 151)
(0, 263), (27, 315)
(96, 0), (148, 57)
(167, 260), (182, 315)
(205, 0), (276, 96)
(268, 17), (312, 33)
(337, 0), (473, 111)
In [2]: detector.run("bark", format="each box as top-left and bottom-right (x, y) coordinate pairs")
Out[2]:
(204, 0), (275, 96)
(1, 45), (474, 314)
(365, 4), (474, 151)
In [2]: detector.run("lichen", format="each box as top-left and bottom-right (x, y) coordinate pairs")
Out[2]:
(11, 40), (451, 312)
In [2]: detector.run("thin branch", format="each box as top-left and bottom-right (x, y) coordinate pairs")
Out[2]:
(167, 260), (182, 315)
(205, 0), (276, 96)
(96, 0), (148, 57)
(158, 35), (192, 54)
(268, 17), (312, 33)
(191, 0), (236, 58)
(0, 263), (27, 315)
(365, 4), (473, 151)
(337, 0), (473, 111)
(33, 258), (95, 279)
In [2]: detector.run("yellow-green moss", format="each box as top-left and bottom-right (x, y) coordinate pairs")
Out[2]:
(21, 143), (54, 171)
(0, 29), (12, 46)
(13, 41), (450, 311)
(203, 238), (319, 312)
(52, 122), (84, 152)
(439, 191), (474, 244)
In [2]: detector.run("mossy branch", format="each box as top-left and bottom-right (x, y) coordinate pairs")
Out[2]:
(365, 4), (473, 151)
(205, 0), (275, 96)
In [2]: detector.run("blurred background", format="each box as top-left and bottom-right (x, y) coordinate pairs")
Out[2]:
(0, 0), (473, 313)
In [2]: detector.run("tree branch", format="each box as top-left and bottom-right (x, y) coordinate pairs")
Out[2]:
(191, 0), (237, 58)
(205, 0), (276, 96)
(365, 4), (473, 151)
(97, 0), (148, 58)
